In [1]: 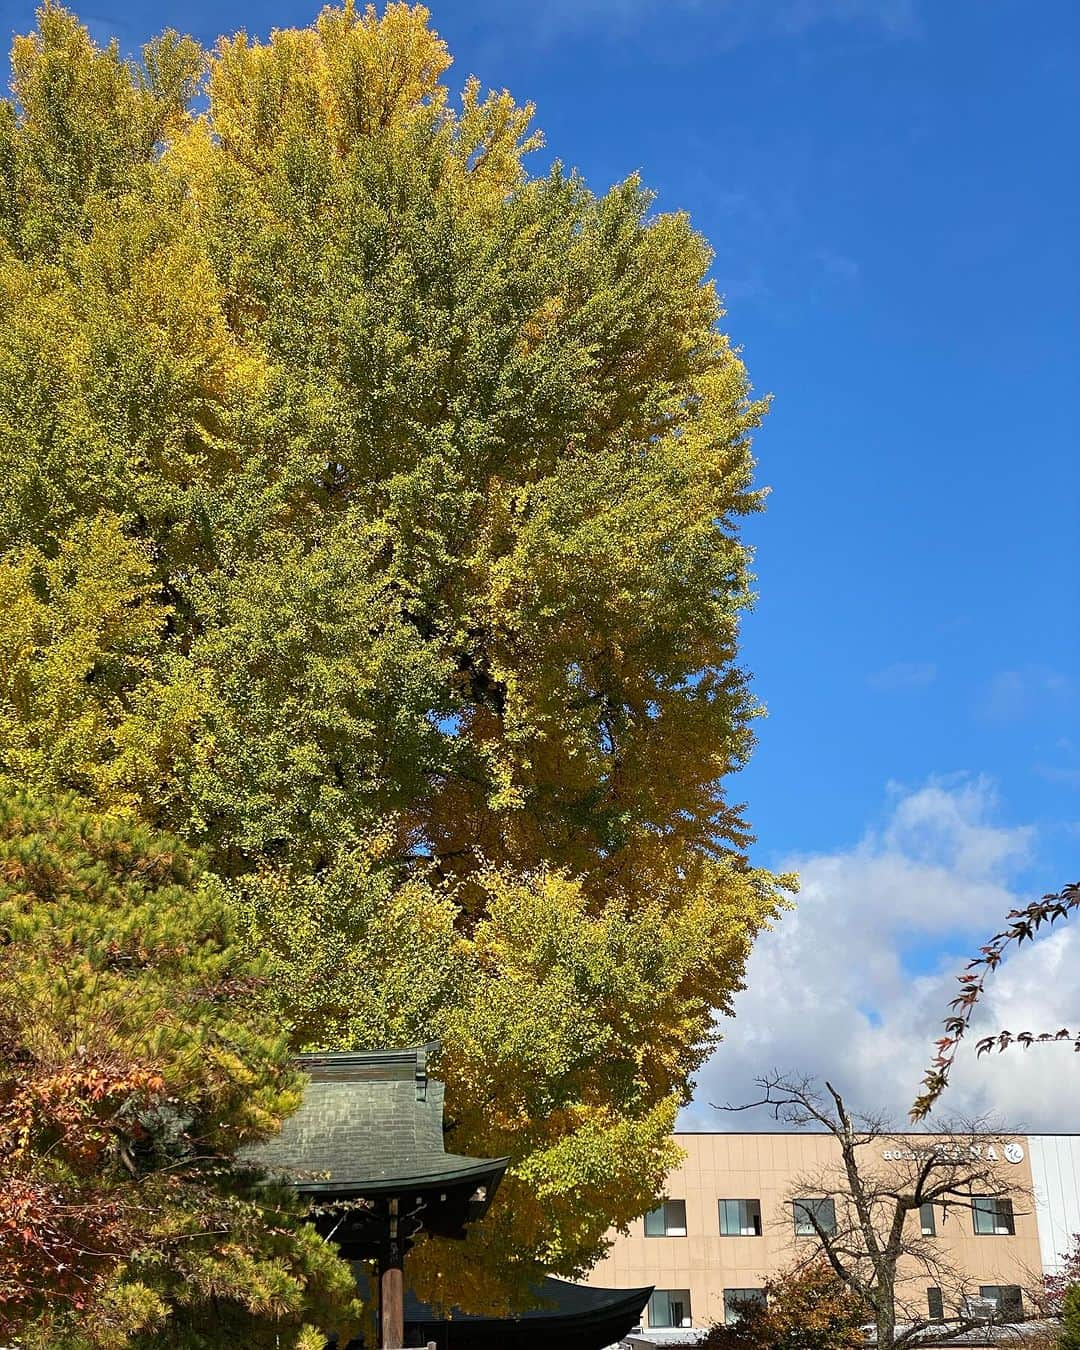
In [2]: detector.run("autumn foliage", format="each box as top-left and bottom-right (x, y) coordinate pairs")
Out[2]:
(1040, 1233), (1080, 1318)
(913, 880), (1080, 1121)
(700, 1263), (868, 1350)
(0, 788), (359, 1347)
(0, 0), (788, 1325)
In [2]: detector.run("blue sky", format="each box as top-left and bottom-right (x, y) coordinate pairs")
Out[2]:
(2, 0), (1077, 1119)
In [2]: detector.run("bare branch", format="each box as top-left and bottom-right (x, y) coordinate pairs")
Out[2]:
(718, 1072), (1036, 1350)
(912, 881), (1080, 1121)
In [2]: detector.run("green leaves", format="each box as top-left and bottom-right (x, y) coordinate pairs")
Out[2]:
(0, 4), (770, 884)
(0, 0), (791, 1323)
(0, 787), (362, 1346)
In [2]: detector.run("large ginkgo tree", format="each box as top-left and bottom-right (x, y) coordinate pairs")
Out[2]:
(0, 0), (791, 1333)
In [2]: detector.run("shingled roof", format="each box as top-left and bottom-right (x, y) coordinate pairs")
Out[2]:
(240, 1044), (509, 1198)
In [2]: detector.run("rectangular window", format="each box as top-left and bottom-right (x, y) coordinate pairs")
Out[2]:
(979, 1286), (1023, 1322)
(927, 1288), (944, 1322)
(644, 1199), (687, 1237)
(920, 1203), (936, 1236)
(793, 1197), (837, 1236)
(724, 1289), (766, 1324)
(972, 1196), (1014, 1235)
(648, 1289), (692, 1329)
(719, 1199), (763, 1236)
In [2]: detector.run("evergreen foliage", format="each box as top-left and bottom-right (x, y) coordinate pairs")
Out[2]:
(0, 0), (791, 1318)
(0, 786), (360, 1346)
(1061, 1285), (1080, 1350)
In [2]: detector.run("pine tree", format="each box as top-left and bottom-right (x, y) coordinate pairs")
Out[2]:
(1061, 1285), (1080, 1350)
(0, 786), (360, 1347)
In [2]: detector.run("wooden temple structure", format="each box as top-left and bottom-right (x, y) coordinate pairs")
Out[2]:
(354, 1274), (656, 1349)
(242, 1043), (651, 1349)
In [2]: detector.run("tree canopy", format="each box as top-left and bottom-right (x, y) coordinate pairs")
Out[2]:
(0, 786), (360, 1348)
(723, 1074), (1032, 1350)
(0, 0), (789, 1322)
(701, 1262), (868, 1350)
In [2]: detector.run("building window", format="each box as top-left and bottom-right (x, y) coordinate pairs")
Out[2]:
(972, 1196), (1014, 1235)
(724, 1289), (766, 1324)
(920, 1203), (936, 1236)
(644, 1199), (687, 1237)
(979, 1286), (1023, 1322)
(927, 1287), (944, 1322)
(648, 1289), (692, 1329)
(719, 1199), (763, 1236)
(793, 1197), (837, 1236)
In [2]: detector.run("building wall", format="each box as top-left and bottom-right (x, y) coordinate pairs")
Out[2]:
(583, 1133), (1044, 1334)
(1028, 1136), (1080, 1274)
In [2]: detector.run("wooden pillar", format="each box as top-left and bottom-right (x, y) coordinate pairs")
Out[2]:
(379, 1257), (404, 1349)
(380, 1198), (405, 1350)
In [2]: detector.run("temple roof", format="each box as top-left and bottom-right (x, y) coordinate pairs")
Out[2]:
(347, 1275), (654, 1350)
(240, 1044), (509, 1198)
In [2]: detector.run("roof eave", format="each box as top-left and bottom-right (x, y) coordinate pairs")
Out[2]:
(290, 1155), (510, 1199)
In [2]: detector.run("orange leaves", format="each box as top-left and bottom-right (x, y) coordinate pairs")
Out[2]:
(0, 788), (328, 1342)
(700, 1261), (868, 1350)
(1, 1050), (166, 1168)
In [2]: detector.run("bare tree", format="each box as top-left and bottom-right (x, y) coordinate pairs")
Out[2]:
(719, 1073), (1036, 1350)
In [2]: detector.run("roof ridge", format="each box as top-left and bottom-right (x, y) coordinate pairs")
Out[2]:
(295, 1040), (440, 1069)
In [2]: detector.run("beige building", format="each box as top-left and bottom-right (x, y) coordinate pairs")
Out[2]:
(584, 1132), (1079, 1339)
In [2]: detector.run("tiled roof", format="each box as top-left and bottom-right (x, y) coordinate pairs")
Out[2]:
(239, 1044), (508, 1195)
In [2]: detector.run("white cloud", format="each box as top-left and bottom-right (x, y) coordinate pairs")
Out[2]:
(685, 777), (1080, 1132)
(775, 0), (920, 38)
(523, 0), (920, 47)
(945, 922), (1080, 1128)
(867, 660), (936, 690)
(816, 249), (863, 284)
(880, 777), (1034, 881)
(978, 666), (1073, 722)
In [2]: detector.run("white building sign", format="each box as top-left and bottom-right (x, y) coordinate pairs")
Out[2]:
(881, 1142), (1024, 1164)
